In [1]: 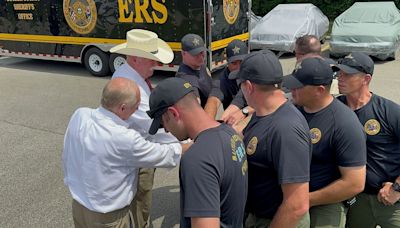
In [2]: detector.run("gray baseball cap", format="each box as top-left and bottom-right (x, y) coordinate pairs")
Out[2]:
(181, 34), (207, 55)
(229, 50), (283, 85)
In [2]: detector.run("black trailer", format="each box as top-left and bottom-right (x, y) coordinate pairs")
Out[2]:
(0, 0), (250, 76)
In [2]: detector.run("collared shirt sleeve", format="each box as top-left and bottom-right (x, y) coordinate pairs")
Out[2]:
(120, 129), (182, 168)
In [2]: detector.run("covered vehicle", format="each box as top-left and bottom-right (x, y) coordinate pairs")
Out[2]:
(330, 2), (400, 60)
(250, 4), (329, 52)
(250, 10), (261, 32)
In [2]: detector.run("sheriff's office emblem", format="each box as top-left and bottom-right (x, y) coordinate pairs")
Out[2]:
(246, 136), (258, 156)
(192, 38), (200, 46)
(364, 119), (381, 135)
(63, 0), (97, 34)
(223, 0), (240, 24)
(310, 128), (322, 144)
(345, 53), (354, 59)
(232, 45), (240, 54)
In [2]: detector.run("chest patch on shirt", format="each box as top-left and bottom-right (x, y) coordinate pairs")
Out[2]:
(364, 119), (381, 135)
(310, 128), (322, 144)
(246, 136), (258, 156)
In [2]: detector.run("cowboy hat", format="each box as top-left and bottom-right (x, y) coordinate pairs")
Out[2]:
(110, 29), (174, 64)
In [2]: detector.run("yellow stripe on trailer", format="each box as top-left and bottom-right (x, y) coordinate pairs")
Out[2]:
(211, 33), (249, 51)
(0, 32), (249, 52)
(0, 33), (182, 51)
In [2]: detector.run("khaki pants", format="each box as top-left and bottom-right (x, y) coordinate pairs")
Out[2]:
(72, 200), (133, 228)
(310, 203), (348, 228)
(245, 212), (310, 228)
(346, 192), (400, 228)
(131, 168), (155, 228)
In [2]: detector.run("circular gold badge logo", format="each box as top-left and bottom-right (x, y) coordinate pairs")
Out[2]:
(310, 128), (322, 144)
(364, 119), (381, 136)
(223, 0), (240, 24)
(246, 136), (258, 156)
(63, 0), (97, 34)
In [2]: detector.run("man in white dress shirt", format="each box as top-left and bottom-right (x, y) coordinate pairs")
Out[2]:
(63, 78), (188, 228)
(110, 29), (177, 228)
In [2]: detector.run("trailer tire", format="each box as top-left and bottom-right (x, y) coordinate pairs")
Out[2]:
(109, 54), (126, 73)
(84, 48), (110, 76)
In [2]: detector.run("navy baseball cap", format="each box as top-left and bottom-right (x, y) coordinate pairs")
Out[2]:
(229, 50), (283, 85)
(147, 77), (195, 135)
(226, 39), (247, 63)
(283, 57), (333, 89)
(333, 52), (374, 75)
(181, 34), (207, 55)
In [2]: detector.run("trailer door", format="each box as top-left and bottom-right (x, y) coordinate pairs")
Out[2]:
(208, 0), (249, 71)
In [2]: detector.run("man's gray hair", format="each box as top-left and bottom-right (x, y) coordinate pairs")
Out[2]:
(101, 78), (138, 109)
(295, 35), (321, 55)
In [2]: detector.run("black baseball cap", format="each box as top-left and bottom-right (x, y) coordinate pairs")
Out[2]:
(147, 77), (195, 135)
(226, 39), (247, 63)
(229, 50), (283, 85)
(283, 57), (333, 89)
(181, 34), (207, 55)
(333, 52), (374, 75)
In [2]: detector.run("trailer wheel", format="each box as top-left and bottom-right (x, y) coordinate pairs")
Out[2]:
(109, 54), (126, 73)
(84, 48), (110, 76)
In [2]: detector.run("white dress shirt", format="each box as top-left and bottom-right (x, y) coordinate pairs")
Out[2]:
(63, 107), (181, 213)
(112, 63), (177, 143)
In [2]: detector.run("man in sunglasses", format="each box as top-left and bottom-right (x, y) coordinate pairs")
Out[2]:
(283, 57), (366, 228)
(335, 52), (400, 228)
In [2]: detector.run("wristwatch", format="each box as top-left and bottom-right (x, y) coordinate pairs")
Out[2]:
(241, 107), (249, 117)
(392, 182), (400, 192)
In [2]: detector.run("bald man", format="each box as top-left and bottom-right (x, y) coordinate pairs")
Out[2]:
(294, 35), (321, 62)
(63, 78), (187, 228)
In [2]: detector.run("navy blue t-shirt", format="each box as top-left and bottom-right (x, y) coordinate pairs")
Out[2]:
(177, 63), (224, 107)
(300, 98), (367, 191)
(230, 90), (247, 110)
(243, 101), (311, 219)
(179, 124), (248, 227)
(219, 68), (240, 109)
(338, 94), (400, 194)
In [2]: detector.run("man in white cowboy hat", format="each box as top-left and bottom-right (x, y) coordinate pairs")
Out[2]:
(110, 29), (180, 228)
